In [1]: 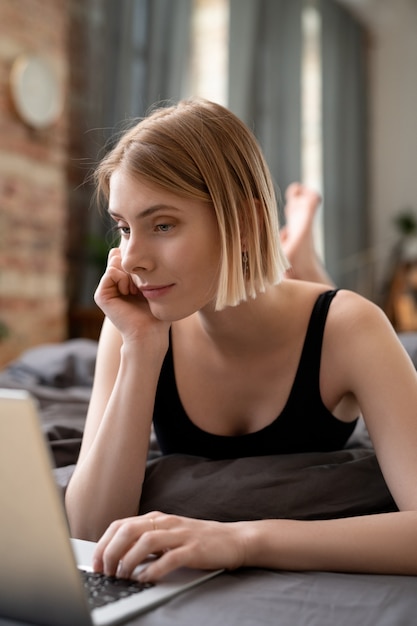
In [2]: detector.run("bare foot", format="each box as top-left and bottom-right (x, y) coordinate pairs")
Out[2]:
(281, 183), (334, 285)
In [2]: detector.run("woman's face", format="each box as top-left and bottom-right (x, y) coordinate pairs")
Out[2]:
(108, 169), (222, 321)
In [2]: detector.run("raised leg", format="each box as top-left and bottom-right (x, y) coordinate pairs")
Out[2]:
(280, 183), (334, 286)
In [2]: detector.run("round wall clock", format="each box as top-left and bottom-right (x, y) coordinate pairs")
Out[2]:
(10, 54), (64, 129)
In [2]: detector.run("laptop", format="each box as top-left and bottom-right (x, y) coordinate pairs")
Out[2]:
(0, 389), (222, 626)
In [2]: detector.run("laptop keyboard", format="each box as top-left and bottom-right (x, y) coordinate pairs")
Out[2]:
(80, 570), (154, 610)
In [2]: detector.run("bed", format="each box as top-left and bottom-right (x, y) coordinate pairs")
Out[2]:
(1, 336), (417, 625)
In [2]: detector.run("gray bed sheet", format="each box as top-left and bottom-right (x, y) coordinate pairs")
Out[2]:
(2, 569), (415, 626)
(122, 569), (417, 626)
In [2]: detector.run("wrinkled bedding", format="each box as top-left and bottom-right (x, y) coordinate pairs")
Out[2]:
(0, 339), (95, 469)
(139, 446), (396, 521)
(1, 337), (417, 626)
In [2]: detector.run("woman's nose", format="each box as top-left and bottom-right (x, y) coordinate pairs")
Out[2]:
(120, 237), (153, 274)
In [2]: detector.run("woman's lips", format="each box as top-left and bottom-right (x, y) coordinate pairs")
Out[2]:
(138, 284), (175, 299)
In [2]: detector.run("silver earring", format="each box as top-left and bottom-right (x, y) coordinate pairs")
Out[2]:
(242, 250), (249, 278)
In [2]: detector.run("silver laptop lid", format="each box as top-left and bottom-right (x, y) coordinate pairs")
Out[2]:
(0, 389), (92, 626)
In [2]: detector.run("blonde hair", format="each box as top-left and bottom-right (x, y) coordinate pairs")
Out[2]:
(95, 98), (289, 310)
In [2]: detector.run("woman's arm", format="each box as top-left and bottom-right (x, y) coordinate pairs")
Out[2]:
(90, 509), (417, 582)
(65, 322), (166, 540)
(65, 250), (170, 540)
(241, 511), (417, 576)
(324, 291), (417, 513)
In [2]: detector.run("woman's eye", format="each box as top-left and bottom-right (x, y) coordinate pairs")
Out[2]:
(117, 225), (130, 236)
(155, 223), (173, 233)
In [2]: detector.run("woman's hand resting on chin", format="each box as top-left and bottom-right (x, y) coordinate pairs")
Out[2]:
(94, 248), (170, 344)
(92, 512), (247, 582)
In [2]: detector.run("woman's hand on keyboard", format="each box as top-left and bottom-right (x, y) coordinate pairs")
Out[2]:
(92, 511), (248, 581)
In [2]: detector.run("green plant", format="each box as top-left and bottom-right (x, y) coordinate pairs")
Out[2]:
(86, 234), (110, 267)
(393, 209), (417, 236)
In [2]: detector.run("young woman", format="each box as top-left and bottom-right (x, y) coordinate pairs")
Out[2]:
(65, 99), (417, 583)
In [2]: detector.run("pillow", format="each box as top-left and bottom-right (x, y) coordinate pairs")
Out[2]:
(5, 339), (98, 388)
(139, 448), (396, 522)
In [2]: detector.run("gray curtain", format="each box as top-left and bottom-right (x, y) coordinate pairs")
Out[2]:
(228, 0), (368, 289)
(228, 0), (303, 211)
(78, 0), (192, 305)
(98, 0), (192, 130)
(321, 0), (368, 289)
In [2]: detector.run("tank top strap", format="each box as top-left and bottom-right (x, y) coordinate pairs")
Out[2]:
(289, 289), (340, 402)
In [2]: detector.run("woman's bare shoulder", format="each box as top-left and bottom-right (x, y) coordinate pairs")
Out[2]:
(325, 288), (394, 336)
(322, 288), (406, 390)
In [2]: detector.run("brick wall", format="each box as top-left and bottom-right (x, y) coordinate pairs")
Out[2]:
(0, 0), (88, 367)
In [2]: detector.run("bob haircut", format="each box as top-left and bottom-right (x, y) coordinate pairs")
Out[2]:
(95, 98), (289, 310)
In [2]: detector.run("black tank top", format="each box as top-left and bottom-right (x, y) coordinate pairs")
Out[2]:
(153, 289), (357, 459)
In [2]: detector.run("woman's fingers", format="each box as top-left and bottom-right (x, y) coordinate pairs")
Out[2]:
(94, 248), (143, 320)
(92, 518), (125, 575)
(93, 514), (166, 576)
(137, 546), (194, 582)
(96, 248), (137, 299)
(93, 513), (245, 582)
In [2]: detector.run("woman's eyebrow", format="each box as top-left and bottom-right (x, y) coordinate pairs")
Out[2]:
(108, 204), (181, 220)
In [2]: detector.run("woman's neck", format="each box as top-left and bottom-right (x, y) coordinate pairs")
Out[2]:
(189, 282), (291, 356)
